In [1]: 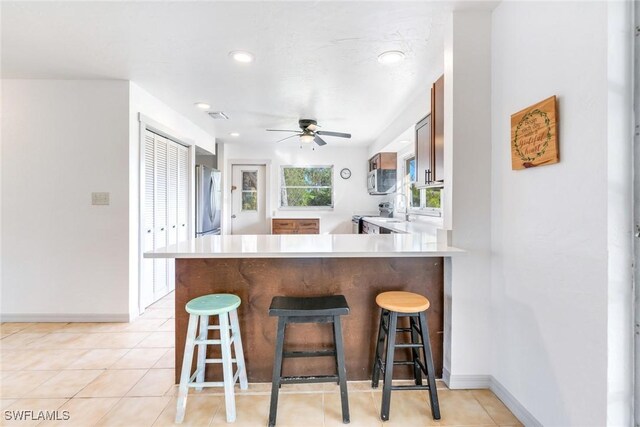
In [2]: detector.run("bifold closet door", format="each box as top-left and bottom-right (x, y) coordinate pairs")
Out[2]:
(177, 146), (189, 242)
(166, 142), (179, 292)
(142, 130), (191, 309)
(141, 132), (156, 310)
(153, 135), (169, 300)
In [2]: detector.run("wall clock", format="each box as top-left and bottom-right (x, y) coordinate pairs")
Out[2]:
(340, 168), (352, 179)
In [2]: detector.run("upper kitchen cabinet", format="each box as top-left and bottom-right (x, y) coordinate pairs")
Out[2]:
(368, 152), (397, 171)
(415, 74), (444, 187)
(432, 75), (444, 183)
(415, 114), (432, 186)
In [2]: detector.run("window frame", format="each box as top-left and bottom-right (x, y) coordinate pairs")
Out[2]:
(402, 154), (442, 217)
(279, 165), (335, 210)
(240, 169), (258, 212)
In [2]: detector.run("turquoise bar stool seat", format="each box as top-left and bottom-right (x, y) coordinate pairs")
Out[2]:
(176, 293), (248, 424)
(186, 294), (241, 316)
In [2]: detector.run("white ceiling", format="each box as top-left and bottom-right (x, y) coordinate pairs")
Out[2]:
(2, 1), (469, 147)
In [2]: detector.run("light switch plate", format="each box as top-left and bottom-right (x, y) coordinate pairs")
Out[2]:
(92, 192), (110, 206)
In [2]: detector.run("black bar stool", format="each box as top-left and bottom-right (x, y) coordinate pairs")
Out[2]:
(371, 291), (440, 421)
(268, 295), (350, 427)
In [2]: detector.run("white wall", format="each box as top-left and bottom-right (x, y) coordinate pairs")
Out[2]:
(0, 79), (217, 320)
(1, 80), (131, 320)
(491, 1), (633, 425)
(443, 10), (493, 387)
(222, 143), (379, 234)
(129, 82), (216, 316)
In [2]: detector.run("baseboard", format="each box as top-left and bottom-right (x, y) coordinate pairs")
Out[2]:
(489, 376), (543, 427)
(443, 369), (491, 389)
(441, 370), (542, 427)
(0, 313), (132, 322)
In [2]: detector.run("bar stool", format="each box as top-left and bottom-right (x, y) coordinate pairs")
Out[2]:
(176, 294), (248, 423)
(268, 295), (350, 427)
(371, 291), (440, 421)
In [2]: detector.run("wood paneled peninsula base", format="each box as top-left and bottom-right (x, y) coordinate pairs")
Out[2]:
(174, 257), (444, 383)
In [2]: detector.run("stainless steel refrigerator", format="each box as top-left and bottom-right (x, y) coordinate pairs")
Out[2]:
(195, 165), (222, 236)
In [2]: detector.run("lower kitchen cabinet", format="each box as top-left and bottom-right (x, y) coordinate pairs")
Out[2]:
(272, 218), (320, 234)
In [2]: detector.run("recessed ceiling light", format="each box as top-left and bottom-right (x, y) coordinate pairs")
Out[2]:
(229, 132), (240, 137)
(195, 102), (211, 110)
(378, 50), (405, 64)
(229, 50), (255, 63)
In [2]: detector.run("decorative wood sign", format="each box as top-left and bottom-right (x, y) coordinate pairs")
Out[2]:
(511, 95), (558, 169)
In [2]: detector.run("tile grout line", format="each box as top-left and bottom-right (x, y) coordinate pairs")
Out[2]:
(93, 395), (126, 426)
(470, 392), (500, 426)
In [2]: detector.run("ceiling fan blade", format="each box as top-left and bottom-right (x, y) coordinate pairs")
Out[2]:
(316, 130), (351, 138)
(266, 129), (300, 133)
(275, 134), (301, 143)
(314, 135), (327, 146)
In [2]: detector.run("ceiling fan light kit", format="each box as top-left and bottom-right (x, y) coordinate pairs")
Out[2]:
(266, 119), (351, 148)
(300, 134), (314, 144)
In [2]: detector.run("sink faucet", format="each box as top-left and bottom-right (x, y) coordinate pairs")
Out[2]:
(396, 193), (411, 222)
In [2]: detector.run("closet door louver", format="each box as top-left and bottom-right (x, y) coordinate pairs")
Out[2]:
(166, 142), (179, 292)
(177, 146), (189, 242)
(142, 130), (191, 309)
(153, 136), (168, 298)
(142, 133), (156, 309)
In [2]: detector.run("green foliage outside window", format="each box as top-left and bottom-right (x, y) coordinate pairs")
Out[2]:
(405, 156), (441, 212)
(281, 167), (333, 208)
(425, 188), (441, 208)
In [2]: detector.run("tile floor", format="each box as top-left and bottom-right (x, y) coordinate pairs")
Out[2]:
(0, 293), (521, 426)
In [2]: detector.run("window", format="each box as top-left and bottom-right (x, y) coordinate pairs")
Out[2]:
(404, 155), (441, 216)
(280, 166), (333, 208)
(241, 171), (258, 211)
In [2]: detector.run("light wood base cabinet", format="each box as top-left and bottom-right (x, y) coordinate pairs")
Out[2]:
(272, 218), (320, 234)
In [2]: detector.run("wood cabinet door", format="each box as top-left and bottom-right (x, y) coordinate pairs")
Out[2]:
(432, 75), (444, 182)
(415, 114), (432, 185)
(369, 154), (380, 171)
(297, 219), (319, 234)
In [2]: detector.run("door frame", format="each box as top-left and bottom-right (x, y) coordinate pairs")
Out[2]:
(634, 3), (640, 422)
(137, 113), (195, 316)
(225, 159), (271, 235)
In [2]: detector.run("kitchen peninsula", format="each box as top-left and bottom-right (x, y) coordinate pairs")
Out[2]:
(145, 233), (462, 383)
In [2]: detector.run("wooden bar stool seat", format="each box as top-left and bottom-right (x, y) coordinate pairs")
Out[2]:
(371, 291), (440, 421)
(375, 291), (430, 313)
(268, 295), (350, 427)
(176, 294), (248, 424)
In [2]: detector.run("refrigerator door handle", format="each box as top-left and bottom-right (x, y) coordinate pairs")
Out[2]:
(208, 176), (215, 223)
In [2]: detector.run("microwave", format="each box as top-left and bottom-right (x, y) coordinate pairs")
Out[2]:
(367, 169), (397, 195)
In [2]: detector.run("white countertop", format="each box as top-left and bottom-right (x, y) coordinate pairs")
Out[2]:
(362, 216), (441, 235)
(144, 233), (463, 259)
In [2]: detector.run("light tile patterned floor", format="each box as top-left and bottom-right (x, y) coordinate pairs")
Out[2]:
(0, 293), (521, 426)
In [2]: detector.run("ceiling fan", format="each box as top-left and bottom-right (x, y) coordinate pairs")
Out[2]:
(266, 119), (351, 146)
